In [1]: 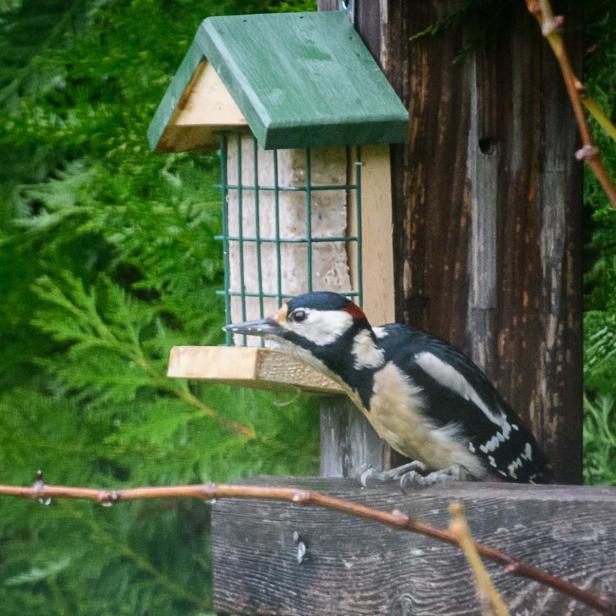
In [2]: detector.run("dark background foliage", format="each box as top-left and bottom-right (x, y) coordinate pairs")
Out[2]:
(0, 1), (318, 614)
(0, 0), (614, 613)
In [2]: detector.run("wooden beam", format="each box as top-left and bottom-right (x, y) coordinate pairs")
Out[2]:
(351, 144), (396, 325)
(166, 346), (343, 395)
(213, 477), (616, 615)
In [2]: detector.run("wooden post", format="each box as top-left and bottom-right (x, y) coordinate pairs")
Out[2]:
(320, 397), (387, 477)
(316, 0), (396, 477)
(317, 0), (397, 479)
(321, 0), (583, 483)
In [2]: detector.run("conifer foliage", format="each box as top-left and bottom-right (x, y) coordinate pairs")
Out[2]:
(0, 1), (317, 613)
(582, 2), (616, 485)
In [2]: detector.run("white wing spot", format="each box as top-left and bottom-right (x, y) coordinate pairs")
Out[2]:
(505, 444), (534, 480)
(372, 326), (388, 339)
(508, 457), (523, 479)
(352, 329), (385, 370)
(479, 422), (513, 454)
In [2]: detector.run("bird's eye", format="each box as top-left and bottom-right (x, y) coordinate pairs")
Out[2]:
(290, 309), (307, 323)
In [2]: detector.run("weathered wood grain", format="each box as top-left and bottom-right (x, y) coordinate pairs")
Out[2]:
(316, 1), (339, 13)
(320, 396), (387, 478)
(213, 477), (616, 615)
(380, 1), (582, 482)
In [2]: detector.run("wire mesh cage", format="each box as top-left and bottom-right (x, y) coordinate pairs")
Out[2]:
(217, 131), (364, 346)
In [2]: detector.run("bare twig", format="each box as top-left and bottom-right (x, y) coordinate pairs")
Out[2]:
(525, 0), (616, 209)
(582, 95), (616, 143)
(0, 473), (614, 615)
(449, 502), (510, 616)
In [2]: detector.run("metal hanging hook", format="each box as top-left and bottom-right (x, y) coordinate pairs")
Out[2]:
(338, 0), (355, 24)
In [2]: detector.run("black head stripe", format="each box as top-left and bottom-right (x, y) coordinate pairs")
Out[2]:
(287, 292), (355, 313)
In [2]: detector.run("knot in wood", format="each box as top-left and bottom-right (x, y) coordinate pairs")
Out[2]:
(389, 594), (416, 616)
(478, 137), (497, 156)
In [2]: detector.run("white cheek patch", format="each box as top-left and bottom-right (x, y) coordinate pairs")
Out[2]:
(281, 309), (354, 346)
(352, 329), (385, 369)
(414, 352), (508, 428)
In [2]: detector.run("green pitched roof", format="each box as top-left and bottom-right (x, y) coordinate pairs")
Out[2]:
(148, 11), (408, 151)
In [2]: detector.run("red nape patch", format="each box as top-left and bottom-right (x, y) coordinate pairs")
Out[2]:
(343, 303), (366, 320)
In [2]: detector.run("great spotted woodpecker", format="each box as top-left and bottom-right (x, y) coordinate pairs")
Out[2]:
(225, 291), (552, 486)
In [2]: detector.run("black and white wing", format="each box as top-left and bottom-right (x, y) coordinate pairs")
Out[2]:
(378, 324), (552, 483)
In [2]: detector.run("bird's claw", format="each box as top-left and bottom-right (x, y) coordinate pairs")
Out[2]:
(356, 461), (428, 488)
(357, 461), (474, 492)
(400, 464), (474, 494)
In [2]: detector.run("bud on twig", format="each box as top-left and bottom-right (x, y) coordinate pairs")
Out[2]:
(575, 145), (599, 161)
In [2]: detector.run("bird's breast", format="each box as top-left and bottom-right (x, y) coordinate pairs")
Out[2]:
(366, 361), (485, 476)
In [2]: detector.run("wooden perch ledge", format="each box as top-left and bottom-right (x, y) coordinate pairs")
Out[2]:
(167, 346), (343, 394)
(213, 478), (616, 615)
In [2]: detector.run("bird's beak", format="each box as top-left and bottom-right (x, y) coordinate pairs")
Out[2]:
(223, 317), (283, 337)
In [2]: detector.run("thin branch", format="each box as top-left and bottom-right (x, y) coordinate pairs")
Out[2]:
(449, 502), (510, 616)
(526, 0), (616, 209)
(582, 96), (616, 144)
(0, 474), (614, 615)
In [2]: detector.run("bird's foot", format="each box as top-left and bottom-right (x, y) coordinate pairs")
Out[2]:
(400, 464), (475, 493)
(357, 461), (428, 488)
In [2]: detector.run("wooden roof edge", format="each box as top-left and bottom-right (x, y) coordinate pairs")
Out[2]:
(147, 37), (204, 153)
(148, 11), (409, 153)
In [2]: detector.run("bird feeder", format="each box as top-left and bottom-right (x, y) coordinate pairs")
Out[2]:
(148, 11), (408, 392)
